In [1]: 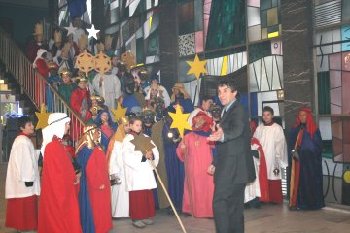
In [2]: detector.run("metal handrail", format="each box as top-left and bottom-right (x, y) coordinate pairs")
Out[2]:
(0, 27), (86, 140)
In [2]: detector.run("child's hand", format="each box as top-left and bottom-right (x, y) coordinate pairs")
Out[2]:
(145, 150), (153, 159)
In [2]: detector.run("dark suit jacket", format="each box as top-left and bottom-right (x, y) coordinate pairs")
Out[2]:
(214, 101), (256, 185)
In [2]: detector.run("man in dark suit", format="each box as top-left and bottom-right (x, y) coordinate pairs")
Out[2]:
(208, 80), (256, 233)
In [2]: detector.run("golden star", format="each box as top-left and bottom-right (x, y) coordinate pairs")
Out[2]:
(168, 105), (192, 137)
(111, 102), (127, 122)
(35, 104), (51, 130)
(130, 134), (155, 154)
(186, 54), (207, 80)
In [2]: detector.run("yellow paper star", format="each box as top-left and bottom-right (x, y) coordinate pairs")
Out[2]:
(112, 102), (127, 122)
(186, 54), (207, 79)
(168, 105), (192, 137)
(35, 104), (51, 130)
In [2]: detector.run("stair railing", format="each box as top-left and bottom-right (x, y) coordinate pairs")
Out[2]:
(0, 27), (86, 140)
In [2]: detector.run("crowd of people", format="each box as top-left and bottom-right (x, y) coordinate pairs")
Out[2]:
(4, 18), (325, 233)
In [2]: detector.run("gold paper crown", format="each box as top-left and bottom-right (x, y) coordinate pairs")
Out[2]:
(59, 67), (71, 76)
(33, 22), (43, 35)
(104, 35), (113, 50)
(83, 124), (98, 134)
(142, 107), (155, 114)
(47, 61), (58, 70)
(130, 63), (145, 71)
(54, 30), (62, 43)
(90, 95), (105, 103)
(76, 74), (88, 83)
(90, 106), (104, 116)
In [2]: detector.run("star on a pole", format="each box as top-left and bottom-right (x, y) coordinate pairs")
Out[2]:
(186, 54), (207, 80)
(35, 104), (51, 130)
(111, 102), (127, 122)
(87, 24), (100, 40)
(130, 134), (155, 154)
(64, 23), (76, 36)
(168, 105), (192, 137)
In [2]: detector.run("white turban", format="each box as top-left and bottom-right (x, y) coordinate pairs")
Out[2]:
(33, 49), (48, 68)
(41, 113), (71, 156)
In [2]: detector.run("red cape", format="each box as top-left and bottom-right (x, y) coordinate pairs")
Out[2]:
(36, 58), (49, 78)
(70, 88), (92, 121)
(86, 147), (112, 233)
(38, 137), (82, 233)
(251, 137), (269, 203)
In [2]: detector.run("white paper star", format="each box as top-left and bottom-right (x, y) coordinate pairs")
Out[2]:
(65, 23), (76, 36)
(87, 24), (100, 40)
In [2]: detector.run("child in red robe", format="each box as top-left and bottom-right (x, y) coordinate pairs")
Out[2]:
(70, 75), (92, 140)
(70, 75), (92, 121)
(76, 125), (112, 233)
(177, 112), (215, 217)
(5, 116), (40, 232)
(33, 49), (49, 78)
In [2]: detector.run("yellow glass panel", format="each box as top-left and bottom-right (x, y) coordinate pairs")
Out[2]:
(268, 31), (279, 38)
(221, 56), (228, 76)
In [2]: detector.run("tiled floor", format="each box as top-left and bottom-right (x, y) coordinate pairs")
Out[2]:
(1, 163), (350, 233)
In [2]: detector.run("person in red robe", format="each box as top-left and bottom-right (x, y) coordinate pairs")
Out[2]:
(76, 125), (112, 233)
(70, 75), (92, 140)
(33, 49), (50, 78)
(71, 75), (92, 121)
(38, 113), (82, 233)
(176, 112), (215, 217)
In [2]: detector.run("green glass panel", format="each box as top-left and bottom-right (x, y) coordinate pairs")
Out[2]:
(261, 0), (272, 10)
(272, 0), (278, 7)
(318, 71), (331, 114)
(147, 31), (159, 56)
(205, 0), (246, 50)
(194, 0), (203, 31)
(267, 24), (279, 33)
(136, 38), (144, 64)
(249, 41), (271, 63)
(261, 10), (267, 28)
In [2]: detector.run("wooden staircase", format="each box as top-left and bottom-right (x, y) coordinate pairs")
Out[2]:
(0, 26), (86, 161)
